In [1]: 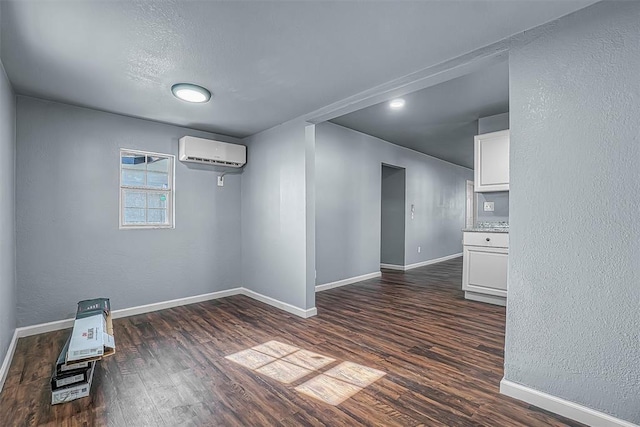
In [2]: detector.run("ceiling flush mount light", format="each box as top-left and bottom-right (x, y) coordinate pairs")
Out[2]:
(389, 98), (405, 109)
(171, 83), (211, 103)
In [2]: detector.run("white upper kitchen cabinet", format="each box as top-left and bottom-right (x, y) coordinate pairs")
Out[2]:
(474, 129), (510, 192)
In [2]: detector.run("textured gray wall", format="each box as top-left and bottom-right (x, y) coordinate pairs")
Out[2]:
(477, 191), (509, 223)
(505, 2), (640, 423)
(478, 112), (509, 134)
(16, 97), (242, 326)
(316, 122), (472, 285)
(241, 120), (313, 311)
(381, 166), (406, 266)
(0, 59), (16, 364)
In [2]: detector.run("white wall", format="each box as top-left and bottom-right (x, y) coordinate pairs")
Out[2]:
(241, 120), (315, 312)
(316, 122), (472, 285)
(15, 97), (242, 326)
(505, 2), (640, 423)
(0, 57), (16, 369)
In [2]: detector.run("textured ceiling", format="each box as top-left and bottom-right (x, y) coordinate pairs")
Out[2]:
(331, 61), (509, 169)
(1, 1), (593, 138)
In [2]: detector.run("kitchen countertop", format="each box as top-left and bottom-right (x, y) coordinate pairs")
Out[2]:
(462, 227), (509, 233)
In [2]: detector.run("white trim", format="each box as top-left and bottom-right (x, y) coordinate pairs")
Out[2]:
(404, 253), (462, 270)
(119, 148), (176, 230)
(500, 379), (639, 427)
(316, 271), (382, 292)
(16, 318), (75, 338)
(13, 288), (245, 338)
(11, 287), (315, 339)
(111, 288), (243, 319)
(464, 291), (506, 307)
(305, 49), (508, 125)
(0, 330), (19, 393)
(381, 253), (462, 272)
(240, 289), (317, 318)
(380, 263), (405, 271)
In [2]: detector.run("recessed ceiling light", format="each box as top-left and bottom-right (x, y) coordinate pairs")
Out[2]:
(171, 83), (211, 103)
(389, 98), (405, 109)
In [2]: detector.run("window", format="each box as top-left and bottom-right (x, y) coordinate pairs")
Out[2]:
(119, 149), (175, 229)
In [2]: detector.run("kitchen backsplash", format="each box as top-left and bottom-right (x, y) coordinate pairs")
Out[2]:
(477, 191), (509, 222)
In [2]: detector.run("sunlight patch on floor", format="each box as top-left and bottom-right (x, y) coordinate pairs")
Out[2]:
(225, 340), (386, 406)
(295, 374), (363, 406)
(251, 340), (299, 358)
(322, 361), (386, 387)
(225, 349), (276, 370)
(255, 359), (312, 384)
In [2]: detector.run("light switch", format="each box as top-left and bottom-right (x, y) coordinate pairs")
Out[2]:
(483, 201), (494, 212)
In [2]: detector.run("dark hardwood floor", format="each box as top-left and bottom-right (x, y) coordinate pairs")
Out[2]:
(0, 258), (584, 426)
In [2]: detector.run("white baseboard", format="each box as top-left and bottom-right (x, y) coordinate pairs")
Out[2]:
(315, 271), (381, 292)
(13, 288), (246, 339)
(112, 288), (244, 319)
(464, 291), (506, 306)
(13, 286), (316, 339)
(0, 330), (19, 394)
(500, 379), (638, 427)
(379, 263), (405, 271)
(381, 253), (462, 272)
(404, 252), (463, 270)
(16, 318), (75, 337)
(240, 288), (317, 318)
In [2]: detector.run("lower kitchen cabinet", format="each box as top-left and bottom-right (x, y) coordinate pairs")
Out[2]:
(462, 231), (508, 306)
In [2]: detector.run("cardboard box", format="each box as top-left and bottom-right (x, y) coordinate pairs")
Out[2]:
(66, 298), (115, 362)
(55, 334), (91, 373)
(51, 362), (95, 405)
(51, 363), (94, 389)
(76, 298), (110, 319)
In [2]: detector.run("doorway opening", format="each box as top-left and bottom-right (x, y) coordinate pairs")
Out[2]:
(380, 164), (406, 269)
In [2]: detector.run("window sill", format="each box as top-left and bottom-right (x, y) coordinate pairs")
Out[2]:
(119, 225), (175, 230)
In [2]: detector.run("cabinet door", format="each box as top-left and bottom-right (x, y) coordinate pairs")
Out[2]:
(474, 130), (509, 192)
(462, 246), (508, 297)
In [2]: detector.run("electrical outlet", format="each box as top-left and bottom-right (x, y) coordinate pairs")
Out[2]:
(483, 201), (494, 212)
(418, 246), (421, 253)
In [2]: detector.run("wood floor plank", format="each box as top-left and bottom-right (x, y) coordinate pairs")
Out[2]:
(0, 258), (585, 426)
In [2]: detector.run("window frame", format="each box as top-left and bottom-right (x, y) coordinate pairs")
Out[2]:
(119, 148), (176, 230)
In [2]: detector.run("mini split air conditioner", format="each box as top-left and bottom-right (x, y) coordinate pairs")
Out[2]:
(178, 136), (246, 168)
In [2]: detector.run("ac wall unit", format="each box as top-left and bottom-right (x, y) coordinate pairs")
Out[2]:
(178, 136), (246, 168)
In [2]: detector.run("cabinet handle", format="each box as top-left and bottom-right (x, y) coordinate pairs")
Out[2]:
(486, 238), (491, 242)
